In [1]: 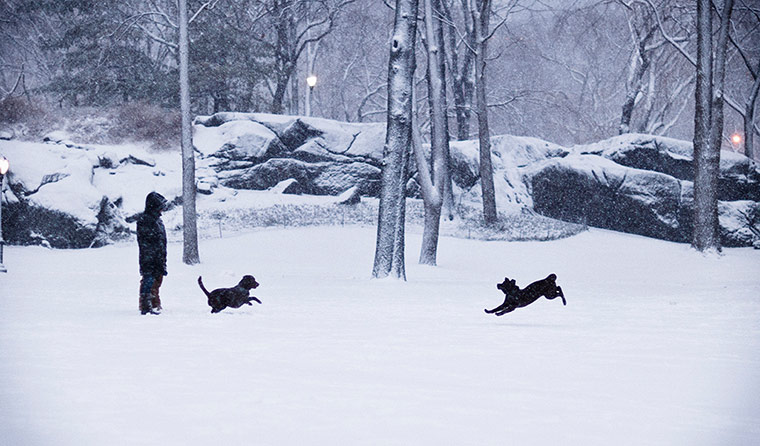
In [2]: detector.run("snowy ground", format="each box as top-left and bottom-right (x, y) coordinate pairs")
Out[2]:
(1, 225), (759, 446)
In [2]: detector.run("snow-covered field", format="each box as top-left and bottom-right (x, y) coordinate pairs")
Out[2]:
(1, 225), (759, 445)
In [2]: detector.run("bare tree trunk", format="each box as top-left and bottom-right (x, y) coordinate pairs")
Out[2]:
(745, 61), (760, 160)
(416, 0), (451, 266)
(692, 0), (719, 253)
(372, 0), (419, 280)
(179, 0), (200, 265)
(442, 0), (475, 141)
(472, 0), (497, 225)
(710, 0), (734, 154)
(619, 44), (651, 134)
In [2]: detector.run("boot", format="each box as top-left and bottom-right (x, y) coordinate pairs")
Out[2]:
(140, 294), (158, 315)
(151, 296), (162, 313)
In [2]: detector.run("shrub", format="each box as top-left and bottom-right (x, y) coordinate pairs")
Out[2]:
(0, 96), (44, 124)
(109, 102), (180, 150)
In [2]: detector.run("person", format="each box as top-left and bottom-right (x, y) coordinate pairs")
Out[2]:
(137, 192), (168, 315)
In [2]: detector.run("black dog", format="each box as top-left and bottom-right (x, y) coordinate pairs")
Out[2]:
(485, 274), (566, 316)
(198, 275), (261, 313)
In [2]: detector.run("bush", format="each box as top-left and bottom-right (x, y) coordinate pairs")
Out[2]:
(0, 96), (44, 124)
(109, 102), (180, 150)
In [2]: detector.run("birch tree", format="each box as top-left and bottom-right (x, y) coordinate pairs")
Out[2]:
(372, 0), (419, 280)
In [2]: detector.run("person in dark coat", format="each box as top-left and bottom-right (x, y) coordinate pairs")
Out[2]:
(137, 192), (168, 315)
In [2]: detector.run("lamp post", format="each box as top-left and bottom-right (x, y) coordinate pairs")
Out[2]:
(0, 156), (9, 273)
(305, 74), (317, 117)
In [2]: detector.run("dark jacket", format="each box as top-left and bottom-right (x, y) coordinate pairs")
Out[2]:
(137, 192), (168, 277)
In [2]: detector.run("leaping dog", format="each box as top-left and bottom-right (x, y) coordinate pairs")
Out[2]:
(485, 274), (566, 316)
(198, 275), (261, 313)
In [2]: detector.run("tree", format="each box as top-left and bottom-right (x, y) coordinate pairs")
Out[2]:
(248, 0), (356, 114)
(414, 0), (451, 266)
(179, 0), (200, 264)
(372, 0), (419, 280)
(3, 0), (176, 106)
(472, 0), (497, 224)
(722, 0), (760, 160)
(744, 64), (760, 159)
(617, 0), (662, 134)
(692, 0), (733, 253)
(440, 0), (476, 141)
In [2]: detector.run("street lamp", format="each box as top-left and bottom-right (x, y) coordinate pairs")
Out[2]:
(306, 74), (317, 89)
(731, 133), (742, 146)
(305, 74), (317, 117)
(0, 155), (9, 273)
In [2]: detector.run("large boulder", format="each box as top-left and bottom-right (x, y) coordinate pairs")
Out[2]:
(576, 133), (760, 201)
(194, 113), (385, 197)
(0, 141), (132, 248)
(526, 155), (688, 241)
(449, 134), (569, 210)
(719, 200), (760, 247)
(526, 153), (760, 246)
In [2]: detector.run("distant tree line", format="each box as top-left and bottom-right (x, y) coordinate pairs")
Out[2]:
(0, 0), (354, 114)
(1, 1), (757, 157)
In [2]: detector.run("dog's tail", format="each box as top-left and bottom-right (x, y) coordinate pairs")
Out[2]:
(197, 276), (211, 297)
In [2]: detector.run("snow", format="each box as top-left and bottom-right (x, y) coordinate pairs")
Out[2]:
(1, 225), (759, 445)
(193, 119), (278, 157)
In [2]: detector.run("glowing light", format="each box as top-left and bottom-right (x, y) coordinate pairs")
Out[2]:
(306, 74), (317, 88)
(731, 133), (742, 145)
(0, 157), (8, 175)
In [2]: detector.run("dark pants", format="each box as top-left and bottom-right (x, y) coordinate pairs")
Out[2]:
(139, 275), (163, 311)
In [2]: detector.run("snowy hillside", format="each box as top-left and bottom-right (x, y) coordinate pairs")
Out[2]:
(1, 226), (759, 445)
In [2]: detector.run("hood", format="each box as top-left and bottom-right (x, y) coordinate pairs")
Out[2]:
(144, 192), (168, 215)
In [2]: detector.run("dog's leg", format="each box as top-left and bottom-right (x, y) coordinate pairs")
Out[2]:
(494, 305), (516, 316)
(248, 296), (262, 305)
(556, 286), (566, 305)
(485, 301), (508, 314)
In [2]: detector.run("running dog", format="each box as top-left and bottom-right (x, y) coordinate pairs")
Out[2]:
(485, 274), (565, 316)
(198, 275), (261, 313)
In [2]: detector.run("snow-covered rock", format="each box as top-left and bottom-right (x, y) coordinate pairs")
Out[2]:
(0, 140), (177, 248)
(269, 178), (303, 195)
(195, 113), (386, 196)
(575, 133), (760, 201)
(1, 113), (758, 248)
(526, 154), (688, 242)
(719, 200), (760, 247)
(526, 147), (760, 246)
